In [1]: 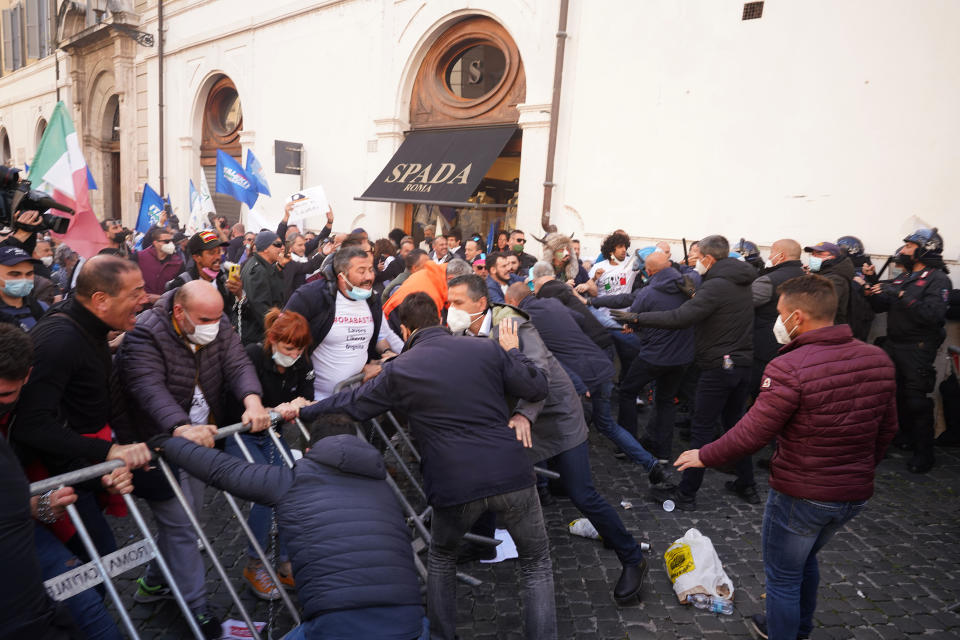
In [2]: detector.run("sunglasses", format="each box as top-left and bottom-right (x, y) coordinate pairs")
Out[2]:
(272, 241), (283, 248)
(515, 238), (526, 244)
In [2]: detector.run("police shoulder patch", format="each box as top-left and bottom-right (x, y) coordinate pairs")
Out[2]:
(761, 377), (772, 389)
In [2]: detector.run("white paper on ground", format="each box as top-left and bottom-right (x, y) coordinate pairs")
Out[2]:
(287, 185), (329, 224)
(220, 619), (265, 639)
(480, 528), (519, 563)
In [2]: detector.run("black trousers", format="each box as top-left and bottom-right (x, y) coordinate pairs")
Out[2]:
(884, 337), (942, 458)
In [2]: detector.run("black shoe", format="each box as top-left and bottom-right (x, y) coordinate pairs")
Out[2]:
(747, 614), (808, 640)
(907, 453), (935, 474)
(725, 481), (761, 505)
(648, 484), (696, 511)
(537, 484), (556, 507)
(613, 557), (648, 604)
(191, 608), (221, 640)
(456, 543), (497, 564)
(647, 462), (666, 485)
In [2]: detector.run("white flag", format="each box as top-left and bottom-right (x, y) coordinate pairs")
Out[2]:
(199, 176), (217, 216)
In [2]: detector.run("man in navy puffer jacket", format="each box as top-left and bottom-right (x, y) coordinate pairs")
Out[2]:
(151, 433), (424, 640)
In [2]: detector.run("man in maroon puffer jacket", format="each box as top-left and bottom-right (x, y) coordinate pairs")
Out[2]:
(675, 275), (897, 640)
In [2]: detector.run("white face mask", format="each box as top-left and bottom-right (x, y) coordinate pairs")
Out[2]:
(272, 350), (300, 368)
(40, 255), (54, 267)
(694, 258), (708, 276)
(765, 252), (783, 269)
(773, 310), (799, 345)
(160, 242), (176, 255)
(184, 311), (219, 345)
(447, 306), (483, 334)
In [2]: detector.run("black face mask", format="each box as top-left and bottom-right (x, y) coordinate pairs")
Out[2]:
(895, 252), (915, 271)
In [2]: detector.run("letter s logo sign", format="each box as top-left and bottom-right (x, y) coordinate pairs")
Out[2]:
(468, 59), (483, 85)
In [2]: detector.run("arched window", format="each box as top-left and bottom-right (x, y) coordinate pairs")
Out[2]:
(200, 76), (243, 222)
(0, 128), (11, 167)
(35, 118), (46, 148)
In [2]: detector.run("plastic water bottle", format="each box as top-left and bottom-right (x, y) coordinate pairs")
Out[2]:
(688, 593), (734, 615)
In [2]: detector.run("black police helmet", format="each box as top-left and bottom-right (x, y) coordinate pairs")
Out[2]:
(733, 238), (760, 259)
(902, 227), (943, 261)
(836, 236), (865, 257)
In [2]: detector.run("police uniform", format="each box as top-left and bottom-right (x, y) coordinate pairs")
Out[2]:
(870, 265), (950, 469)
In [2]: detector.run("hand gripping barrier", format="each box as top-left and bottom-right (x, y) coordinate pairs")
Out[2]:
(30, 460), (207, 640)
(328, 373), (561, 588)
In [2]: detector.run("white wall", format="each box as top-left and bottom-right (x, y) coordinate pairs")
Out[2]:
(556, 0), (960, 268)
(0, 55), (61, 168)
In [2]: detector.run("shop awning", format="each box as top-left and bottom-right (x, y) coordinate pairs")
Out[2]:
(357, 125), (516, 207)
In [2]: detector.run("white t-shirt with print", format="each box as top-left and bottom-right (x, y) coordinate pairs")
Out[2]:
(588, 256), (637, 322)
(311, 293), (375, 400)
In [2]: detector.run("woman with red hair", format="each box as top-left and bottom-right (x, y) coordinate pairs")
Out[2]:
(225, 307), (314, 600)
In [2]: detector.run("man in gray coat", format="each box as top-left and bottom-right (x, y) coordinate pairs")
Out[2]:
(446, 274), (650, 605)
(115, 280), (271, 638)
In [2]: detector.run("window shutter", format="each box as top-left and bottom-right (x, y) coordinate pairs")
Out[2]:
(12, 4), (23, 69)
(37, 0), (49, 58)
(26, 0), (38, 60)
(2, 10), (12, 71)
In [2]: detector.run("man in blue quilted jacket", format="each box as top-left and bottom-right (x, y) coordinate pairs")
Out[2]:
(115, 279), (271, 638)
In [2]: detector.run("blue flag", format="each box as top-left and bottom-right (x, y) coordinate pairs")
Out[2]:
(86, 166), (97, 190)
(486, 219), (500, 255)
(245, 149), (271, 196)
(136, 183), (166, 233)
(216, 150), (259, 208)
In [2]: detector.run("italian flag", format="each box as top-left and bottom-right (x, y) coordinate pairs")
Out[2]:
(28, 101), (107, 258)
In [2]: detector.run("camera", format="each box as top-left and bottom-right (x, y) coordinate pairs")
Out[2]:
(0, 166), (74, 235)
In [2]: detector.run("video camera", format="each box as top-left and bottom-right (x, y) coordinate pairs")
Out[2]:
(0, 166), (74, 234)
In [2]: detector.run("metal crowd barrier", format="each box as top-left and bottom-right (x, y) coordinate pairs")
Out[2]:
(31, 459), (206, 640)
(329, 372), (560, 588)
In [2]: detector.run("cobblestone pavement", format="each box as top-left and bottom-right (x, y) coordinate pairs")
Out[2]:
(105, 418), (960, 639)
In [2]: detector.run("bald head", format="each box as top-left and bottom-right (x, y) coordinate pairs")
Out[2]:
(504, 282), (532, 307)
(644, 250), (670, 276)
(174, 279), (224, 322)
(655, 241), (671, 259)
(772, 239), (802, 262)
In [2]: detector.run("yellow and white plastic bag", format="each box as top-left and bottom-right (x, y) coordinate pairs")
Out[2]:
(663, 528), (734, 603)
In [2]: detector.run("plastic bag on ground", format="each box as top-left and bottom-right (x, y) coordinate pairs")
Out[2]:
(568, 517), (600, 539)
(663, 527), (735, 603)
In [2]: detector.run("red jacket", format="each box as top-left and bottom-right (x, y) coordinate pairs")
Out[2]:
(700, 324), (898, 502)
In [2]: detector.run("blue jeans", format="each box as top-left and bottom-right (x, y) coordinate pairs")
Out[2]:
(762, 489), (866, 639)
(551, 441), (644, 566)
(428, 485), (556, 640)
(677, 366), (754, 497)
(591, 381), (657, 470)
(34, 525), (123, 640)
(225, 433), (290, 563)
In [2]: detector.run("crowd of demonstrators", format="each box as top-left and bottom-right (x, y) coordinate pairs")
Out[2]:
(0, 192), (957, 640)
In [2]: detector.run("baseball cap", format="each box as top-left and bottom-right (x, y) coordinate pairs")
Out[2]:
(255, 230), (280, 251)
(187, 230), (229, 255)
(803, 242), (841, 257)
(0, 245), (40, 266)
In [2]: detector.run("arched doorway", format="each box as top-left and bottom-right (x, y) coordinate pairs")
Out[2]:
(35, 118), (47, 150)
(100, 95), (121, 221)
(200, 75), (243, 223)
(407, 16), (525, 241)
(0, 128), (11, 167)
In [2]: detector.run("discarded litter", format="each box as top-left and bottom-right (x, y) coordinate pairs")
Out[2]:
(568, 517), (600, 539)
(620, 499), (633, 509)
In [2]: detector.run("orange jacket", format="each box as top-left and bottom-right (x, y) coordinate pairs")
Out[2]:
(383, 261), (448, 318)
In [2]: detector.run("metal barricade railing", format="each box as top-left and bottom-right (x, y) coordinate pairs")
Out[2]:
(328, 372), (560, 588)
(31, 460), (206, 640)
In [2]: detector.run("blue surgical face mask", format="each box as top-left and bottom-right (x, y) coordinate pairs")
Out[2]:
(808, 256), (823, 273)
(2, 278), (34, 298)
(341, 273), (373, 301)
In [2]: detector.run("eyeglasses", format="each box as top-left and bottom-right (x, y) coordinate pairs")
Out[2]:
(515, 238), (526, 244)
(272, 241), (283, 248)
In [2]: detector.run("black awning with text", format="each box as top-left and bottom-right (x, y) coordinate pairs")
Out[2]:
(357, 125), (516, 206)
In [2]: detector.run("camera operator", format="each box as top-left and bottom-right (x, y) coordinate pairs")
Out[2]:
(10, 255), (152, 559)
(1, 208), (43, 253)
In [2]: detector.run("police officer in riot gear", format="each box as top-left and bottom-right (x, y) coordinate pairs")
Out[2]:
(838, 235), (879, 282)
(865, 227), (950, 473)
(734, 239), (764, 273)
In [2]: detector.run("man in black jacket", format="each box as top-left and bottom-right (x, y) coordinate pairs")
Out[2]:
(750, 239), (806, 396)
(240, 230), (286, 344)
(12, 255), (152, 554)
(804, 241), (855, 325)
(448, 275), (650, 606)
(165, 230), (242, 328)
(624, 235), (760, 510)
(298, 293), (555, 640)
(865, 227), (951, 473)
